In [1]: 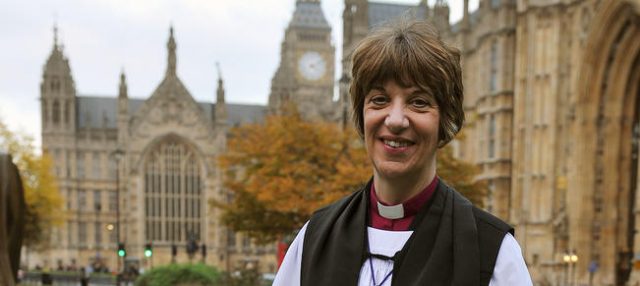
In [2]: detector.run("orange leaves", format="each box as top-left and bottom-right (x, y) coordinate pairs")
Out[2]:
(0, 119), (63, 250)
(436, 143), (487, 207)
(216, 111), (371, 243)
(216, 111), (486, 243)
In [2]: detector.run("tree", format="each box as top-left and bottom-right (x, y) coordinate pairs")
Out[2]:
(0, 119), (63, 250)
(216, 110), (370, 243)
(216, 110), (485, 243)
(437, 143), (487, 207)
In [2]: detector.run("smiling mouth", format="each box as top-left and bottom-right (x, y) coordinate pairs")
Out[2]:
(382, 139), (414, 148)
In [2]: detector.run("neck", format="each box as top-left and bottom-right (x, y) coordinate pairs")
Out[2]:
(373, 165), (436, 205)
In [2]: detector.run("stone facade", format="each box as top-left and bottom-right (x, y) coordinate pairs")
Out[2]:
(342, 0), (640, 285)
(38, 27), (277, 274)
(269, 0), (336, 121)
(34, 0), (640, 284)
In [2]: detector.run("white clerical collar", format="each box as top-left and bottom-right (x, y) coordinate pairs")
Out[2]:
(377, 201), (404, 219)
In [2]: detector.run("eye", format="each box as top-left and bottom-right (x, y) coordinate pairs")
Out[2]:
(367, 93), (389, 106)
(410, 98), (431, 108)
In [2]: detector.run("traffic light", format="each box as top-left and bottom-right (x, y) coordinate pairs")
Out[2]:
(144, 243), (153, 258)
(117, 242), (126, 257)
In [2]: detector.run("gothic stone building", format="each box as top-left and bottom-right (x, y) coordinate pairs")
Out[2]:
(268, 0), (336, 120)
(37, 0), (640, 284)
(38, 27), (277, 273)
(341, 0), (640, 285)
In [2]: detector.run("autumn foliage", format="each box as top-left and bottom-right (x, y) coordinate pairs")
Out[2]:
(217, 110), (370, 243)
(217, 111), (486, 243)
(0, 119), (63, 250)
(437, 143), (487, 208)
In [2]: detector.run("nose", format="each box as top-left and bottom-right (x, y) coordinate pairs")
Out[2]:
(384, 101), (409, 133)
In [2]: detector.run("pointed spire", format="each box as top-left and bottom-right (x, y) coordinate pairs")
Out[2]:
(119, 69), (128, 99)
(216, 62), (225, 104)
(43, 23), (75, 98)
(118, 70), (129, 119)
(462, 0), (470, 32)
(166, 26), (177, 77)
(215, 62), (226, 125)
(432, 0), (450, 33)
(53, 23), (59, 50)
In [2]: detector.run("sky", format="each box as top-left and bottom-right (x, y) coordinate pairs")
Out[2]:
(0, 0), (477, 149)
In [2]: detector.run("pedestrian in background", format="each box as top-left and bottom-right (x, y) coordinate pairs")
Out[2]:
(274, 18), (532, 285)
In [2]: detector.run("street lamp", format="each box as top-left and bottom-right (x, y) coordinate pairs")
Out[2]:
(95, 203), (102, 269)
(111, 148), (124, 285)
(563, 252), (571, 286)
(563, 250), (579, 286)
(570, 250), (578, 286)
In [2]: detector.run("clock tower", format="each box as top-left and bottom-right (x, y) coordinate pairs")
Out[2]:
(269, 0), (335, 120)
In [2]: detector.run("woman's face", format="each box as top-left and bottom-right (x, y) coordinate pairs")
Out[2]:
(363, 80), (440, 181)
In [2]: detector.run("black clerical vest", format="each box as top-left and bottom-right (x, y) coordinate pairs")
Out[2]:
(300, 179), (513, 286)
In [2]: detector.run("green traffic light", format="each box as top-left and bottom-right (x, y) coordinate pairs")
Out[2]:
(144, 243), (153, 258)
(117, 242), (126, 257)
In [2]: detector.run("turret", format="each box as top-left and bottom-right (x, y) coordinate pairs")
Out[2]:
(340, 0), (368, 124)
(117, 71), (129, 145)
(40, 24), (76, 134)
(214, 63), (227, 126)
(166, 26), (177, 77)
(418, 0), (430, 21)
(343, 0), (368, 52)
(462, 0), (470, 32)
(432, 0), (450, 35)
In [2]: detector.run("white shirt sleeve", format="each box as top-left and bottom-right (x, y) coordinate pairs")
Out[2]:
(489, 233), (533, 286)
(272, 224), (532, 286)
(272, 222), (308, 286)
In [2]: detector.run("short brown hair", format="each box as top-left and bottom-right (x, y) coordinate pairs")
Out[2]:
(350, 19), (464, 147)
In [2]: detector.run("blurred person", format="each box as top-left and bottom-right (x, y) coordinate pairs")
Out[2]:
(273, 19), (532, 286)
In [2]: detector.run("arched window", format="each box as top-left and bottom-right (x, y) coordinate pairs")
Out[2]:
(43, 101), (49, 126)
(489, 41), (498, 92)
(65, 101), (71, 125)
(144, 139), (203, 243)
(53, 100), (60, 124)
(488, 114), (496, 159)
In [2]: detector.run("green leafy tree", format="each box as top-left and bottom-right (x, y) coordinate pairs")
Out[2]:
(0, 119), (63, 250)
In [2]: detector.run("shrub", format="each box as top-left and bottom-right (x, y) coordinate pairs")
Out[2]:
(135, 263), (220, 286)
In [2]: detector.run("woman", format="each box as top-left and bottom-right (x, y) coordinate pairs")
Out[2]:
(273, 19), (532, 286)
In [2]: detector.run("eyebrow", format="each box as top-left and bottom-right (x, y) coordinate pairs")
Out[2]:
(410, 88), (434, 97)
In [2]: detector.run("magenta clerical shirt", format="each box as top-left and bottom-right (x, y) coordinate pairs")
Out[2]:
(369, 176), (439, 231)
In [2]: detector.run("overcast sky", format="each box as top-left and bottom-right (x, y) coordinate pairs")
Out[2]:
(0, 0), (477, 149)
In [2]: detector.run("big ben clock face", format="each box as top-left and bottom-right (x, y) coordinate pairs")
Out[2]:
(298, 51), (326, 81)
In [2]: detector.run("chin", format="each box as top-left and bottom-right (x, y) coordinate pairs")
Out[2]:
(373, 162), (412, 179)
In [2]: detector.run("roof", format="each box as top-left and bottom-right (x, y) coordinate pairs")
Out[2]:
(368, 2), (426, 29)
(289, 0), (331, 29)
(76, 96), (266, 129)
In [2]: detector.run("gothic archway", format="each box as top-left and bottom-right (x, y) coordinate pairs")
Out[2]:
(143, 136), (204, 245)
(573, 1), (640, 284)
